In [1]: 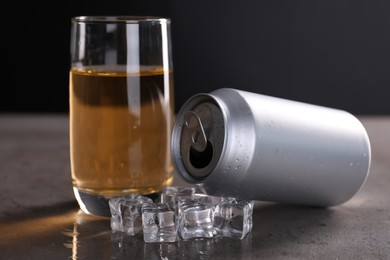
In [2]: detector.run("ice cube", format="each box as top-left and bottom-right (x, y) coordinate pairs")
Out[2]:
(178, 198), (215, 240)
(193, 193), (223, 205)
(109, 196), (126, 232)
(159, 186), (196, 203)
(213, 198), (254, 240)
(194, 184), (207, 195)
(108, 194), (153, 235)
(108, 188), (256, 241)
(142, 202), (178, 243)
(160, 186), (197, 218)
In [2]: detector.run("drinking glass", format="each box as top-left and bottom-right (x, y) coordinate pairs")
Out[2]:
(69, 16), (175, 216)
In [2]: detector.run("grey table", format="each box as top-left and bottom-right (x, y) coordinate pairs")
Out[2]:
(0, 114), (389, 259)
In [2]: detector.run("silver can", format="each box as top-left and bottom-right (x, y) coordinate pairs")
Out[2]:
(171, 88), (371, 207)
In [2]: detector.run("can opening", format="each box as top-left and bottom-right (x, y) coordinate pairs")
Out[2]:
(174, 96), (224, 181)
(189, 140), (213, 169)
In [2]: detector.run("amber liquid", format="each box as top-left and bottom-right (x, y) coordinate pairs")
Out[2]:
(69, 66), (174, 197)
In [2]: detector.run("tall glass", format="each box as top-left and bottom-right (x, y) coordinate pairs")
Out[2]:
(69, 16), (174, 216)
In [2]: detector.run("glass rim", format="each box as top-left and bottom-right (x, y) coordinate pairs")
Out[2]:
(72, 16), (170, 24)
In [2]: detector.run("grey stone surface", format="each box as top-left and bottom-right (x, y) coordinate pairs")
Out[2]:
(0, 114), (389, 259)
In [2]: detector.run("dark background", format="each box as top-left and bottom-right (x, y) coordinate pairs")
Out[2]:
(3, 0), (390, 115)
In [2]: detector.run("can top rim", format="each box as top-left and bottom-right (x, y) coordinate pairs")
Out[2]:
(172, 92), (226, 183)
(72, 16), (170, 24)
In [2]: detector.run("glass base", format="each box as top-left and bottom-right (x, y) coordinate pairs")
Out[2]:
(73, 187), (161, 217)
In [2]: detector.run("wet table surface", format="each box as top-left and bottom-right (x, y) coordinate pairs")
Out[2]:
(0, 114), (389, 259)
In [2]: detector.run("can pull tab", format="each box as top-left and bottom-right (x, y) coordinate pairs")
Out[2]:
(184, 111), (208, 152)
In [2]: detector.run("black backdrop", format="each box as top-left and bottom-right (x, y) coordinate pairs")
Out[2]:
(3, 0), (390, 114)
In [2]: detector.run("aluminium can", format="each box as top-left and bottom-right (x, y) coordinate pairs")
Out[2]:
(171, 88), (371, 207)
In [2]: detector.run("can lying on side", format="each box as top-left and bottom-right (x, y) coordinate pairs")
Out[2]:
(171, 88), (371, 207)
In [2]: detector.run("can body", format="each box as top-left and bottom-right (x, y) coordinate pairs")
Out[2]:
(171, 88), (371, 207)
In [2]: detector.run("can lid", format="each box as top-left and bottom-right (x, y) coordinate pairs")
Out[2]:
(172, 94), (225, 182)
